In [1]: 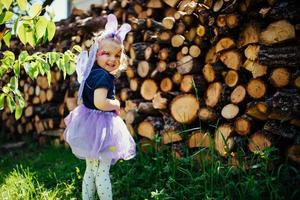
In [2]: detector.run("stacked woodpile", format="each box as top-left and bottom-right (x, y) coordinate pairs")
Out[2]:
(1, 0), (300, 164)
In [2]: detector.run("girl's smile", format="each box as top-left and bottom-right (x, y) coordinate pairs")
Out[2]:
(96, 39), (122, 72)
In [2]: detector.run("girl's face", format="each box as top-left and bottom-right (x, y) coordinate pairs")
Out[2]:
(96, 39), (122, 73)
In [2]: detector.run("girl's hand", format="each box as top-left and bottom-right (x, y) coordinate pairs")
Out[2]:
(113, 99), (121, 115)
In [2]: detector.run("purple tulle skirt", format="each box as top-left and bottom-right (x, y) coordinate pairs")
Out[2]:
(64, 104), (136, 165)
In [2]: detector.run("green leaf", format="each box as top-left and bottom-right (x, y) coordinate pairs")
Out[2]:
(17, 0), (27, 11)
(2, 85), (10, 94)
(10, 76), (18, 91)
(72, 45), (82, 53)
(28, 3), (42, 18)
(0, 65), (9, 77)
(48, 52), (58, 65)
(6, 95), (15, 113)
(0, 11), (14, 25)
(37, 62), (44, 75)
(67, 62), (76, 75)
(13, 17), (20, 33)
(3, 50), (15, 60)
(13, 61), (20, 77)
(3, 30), (11, 47)
(15, 104), (23, 120)
(46, 20), (55, 41)
(2, 51), (15, 66)
(19, 51), (29, 62)
(26, 30), (36, 47)
(0, 93), (5, 110)
(24, 62), (34, 79)
(36, 16), (48, 39)
(46, 70), (51, 86)
(2, 0), (12, 10)
(17, 23), (27, 45)
(17, 95), (25, 108)
(43, 28), (48, 43)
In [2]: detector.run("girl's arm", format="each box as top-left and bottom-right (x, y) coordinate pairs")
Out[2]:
(94, 88), (120, 111)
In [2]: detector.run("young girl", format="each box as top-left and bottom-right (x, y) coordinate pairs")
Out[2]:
(64, 14), (136, 200)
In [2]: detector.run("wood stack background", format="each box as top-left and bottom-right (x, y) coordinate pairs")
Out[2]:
(1, 0), (300, 164)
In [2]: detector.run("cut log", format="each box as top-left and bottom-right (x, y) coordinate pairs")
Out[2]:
(234, 116), (251, 136)
(221, 104), (239, 120)
(152, 92), (168, 109)
(177, 55), (200, 74)
(147, 0), (163, 8)
(171, 34), (185, 47)
(202, 63), (215, 82)
(220, 50), (242, 70)
(224, 70), (239, 87)
(260, 20), (295, 45)
(129, 78), (139, 92)
(137, 116), (163, 140)
(170, 94), (199, 124)
(140, 79), (158, 100)
(215, 37), (235, 53)
(226, 14), (239, 28)
(162, 16), (175, 29)
(205, 82), (222, 108)
(155, 60), (167, 73)
(198, 107), (217, 121)
(160, 77), (173, 92)
(248, 131), (272, 153)
(238, 22), (260, 47)
(188, 131), (211, 148)
(180, 75), (193, 93)
(215, 124), (235, 157)
(172, 72), (183, 85)
(246, 79), (266, 99)
(243, 60), (267, 78)
(244, 45), (259, 61)
(189, 45), (201, 58)
(137, 61), (152, 78)
(230, 85), (246, 104)
(213, 0), (224, 12)
(196, 25), (206, 37)
(270, 68), (290, 88)
(162, 130), (182, 144)
(246, 102), (269, 121)
(158, 48), (172, 60)
(37, 76), (49, 89)
(163, 0), (180, 7)
(216, 14), (226, 27)
(205, 46), (218, 64)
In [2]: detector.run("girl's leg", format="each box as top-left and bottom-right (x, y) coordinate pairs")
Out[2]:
(95, 158), (112, 200)
(82, 159), (97, 200)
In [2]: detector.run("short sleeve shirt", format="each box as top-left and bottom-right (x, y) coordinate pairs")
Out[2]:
(82, 63), (115, 110)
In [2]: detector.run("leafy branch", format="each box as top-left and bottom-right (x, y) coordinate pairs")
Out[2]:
(0, 0), (81, 119)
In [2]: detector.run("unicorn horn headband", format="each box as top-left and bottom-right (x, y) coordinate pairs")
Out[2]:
(76, 14), (131, 104)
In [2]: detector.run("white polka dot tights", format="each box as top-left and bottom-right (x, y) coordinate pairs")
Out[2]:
(82, 159), (112, 200)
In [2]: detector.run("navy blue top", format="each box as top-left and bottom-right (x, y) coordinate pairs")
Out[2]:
(82, 63), (115, 110)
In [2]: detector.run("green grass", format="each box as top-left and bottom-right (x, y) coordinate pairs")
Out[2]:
(0, 142), (299, 200)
